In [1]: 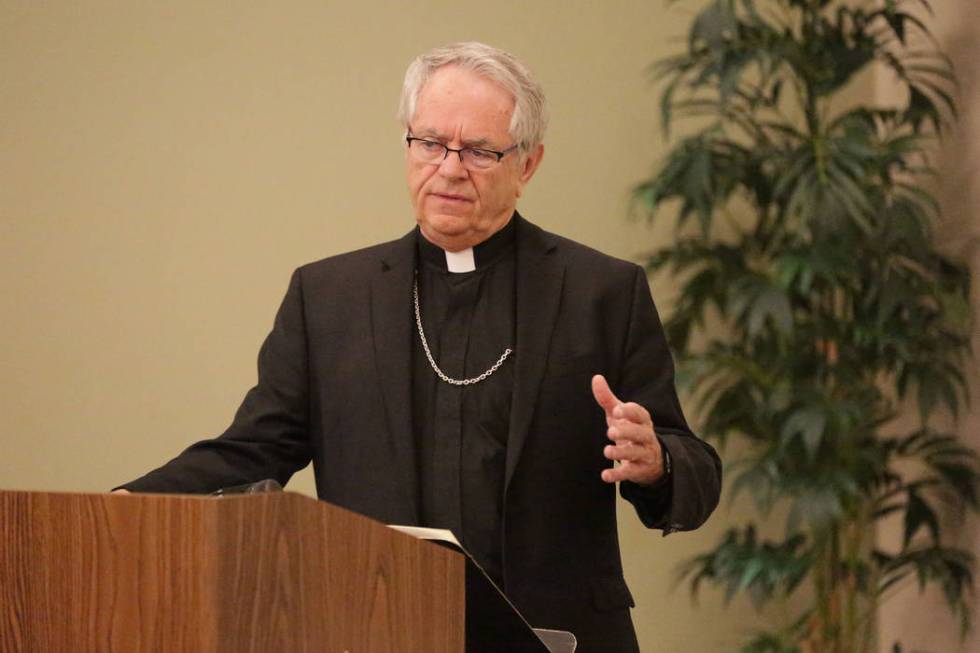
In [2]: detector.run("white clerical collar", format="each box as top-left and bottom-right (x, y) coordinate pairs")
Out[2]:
(444, 248), (476, 273)
(415, 216), (516, 272)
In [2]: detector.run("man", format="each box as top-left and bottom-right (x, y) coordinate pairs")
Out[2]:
(119, 42), (721, 651)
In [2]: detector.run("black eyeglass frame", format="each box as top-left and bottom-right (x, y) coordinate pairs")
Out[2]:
(405, 135), (520, 166)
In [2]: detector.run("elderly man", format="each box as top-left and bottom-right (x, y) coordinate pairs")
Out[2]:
(119, 42), (721, 651)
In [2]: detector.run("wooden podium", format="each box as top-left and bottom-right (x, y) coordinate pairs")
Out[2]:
(0, 490), (466, 653)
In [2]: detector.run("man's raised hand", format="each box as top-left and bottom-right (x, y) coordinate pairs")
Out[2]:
(591, 374), (666, 486)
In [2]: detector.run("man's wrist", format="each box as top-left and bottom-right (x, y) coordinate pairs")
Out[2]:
(637, 437), (672, 489)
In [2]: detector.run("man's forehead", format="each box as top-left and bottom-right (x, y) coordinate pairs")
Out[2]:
(412, 67), (514, 145)
(422, 64), (512, 97)
(411, 124), (496, 147)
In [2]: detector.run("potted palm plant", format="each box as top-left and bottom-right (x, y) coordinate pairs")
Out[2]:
(634, 0), (979, 650)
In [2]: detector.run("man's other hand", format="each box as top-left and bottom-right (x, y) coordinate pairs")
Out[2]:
(591, 374), (665, 486)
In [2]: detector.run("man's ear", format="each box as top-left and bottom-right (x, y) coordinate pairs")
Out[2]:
(515, 143), (545, 197)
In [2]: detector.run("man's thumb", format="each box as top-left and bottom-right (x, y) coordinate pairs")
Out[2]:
(591, 374), (621, 415)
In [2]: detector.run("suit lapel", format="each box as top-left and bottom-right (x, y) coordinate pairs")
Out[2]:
(370, 230), (419, 522)
(505, 216), (565, 493)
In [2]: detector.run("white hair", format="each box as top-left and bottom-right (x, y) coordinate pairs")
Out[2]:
(397, 41), (548, 152)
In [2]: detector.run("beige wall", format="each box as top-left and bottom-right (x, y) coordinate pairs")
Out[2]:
(0, 1), (869, 651)
(875, 1), (980, 651)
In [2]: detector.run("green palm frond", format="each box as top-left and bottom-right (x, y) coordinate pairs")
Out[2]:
(637, 0), (977, 650)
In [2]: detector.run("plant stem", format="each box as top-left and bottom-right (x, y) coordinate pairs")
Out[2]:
(842, 513), (866, 653)
(830, 522), (842, 653)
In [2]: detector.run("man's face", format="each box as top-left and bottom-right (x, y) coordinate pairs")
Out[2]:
(406, 65), (544, 252)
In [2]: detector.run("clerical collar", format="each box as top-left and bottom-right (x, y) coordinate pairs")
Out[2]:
(416, 216), (517, 273)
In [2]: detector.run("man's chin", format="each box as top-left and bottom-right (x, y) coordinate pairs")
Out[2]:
(420, 212), (471, 234)
(418, 217), (480, 251)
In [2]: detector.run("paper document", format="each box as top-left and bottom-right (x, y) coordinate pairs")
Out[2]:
(387, 524), (462, 548)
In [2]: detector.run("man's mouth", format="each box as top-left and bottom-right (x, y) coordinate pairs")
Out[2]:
(431, 192), (472, 203)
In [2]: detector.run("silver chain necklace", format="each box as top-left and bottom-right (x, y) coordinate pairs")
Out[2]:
(413, 274), (513, 386)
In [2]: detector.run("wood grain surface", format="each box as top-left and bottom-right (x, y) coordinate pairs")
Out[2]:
(0, 490), (465, 653)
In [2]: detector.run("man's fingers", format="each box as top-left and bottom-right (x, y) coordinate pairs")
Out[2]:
(612, 402), (653, 427)
(594, 377), (663, 486)
(604, 443), (645, 463)
(601, 465), (633, 484)
(607, 420), (653, 445)
(591, 374), (621, 415)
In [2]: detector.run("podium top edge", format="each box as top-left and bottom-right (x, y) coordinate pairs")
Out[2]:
(0, 488), (318, 503)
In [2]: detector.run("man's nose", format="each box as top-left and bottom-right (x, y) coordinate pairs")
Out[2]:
(437, 150), (468, 177)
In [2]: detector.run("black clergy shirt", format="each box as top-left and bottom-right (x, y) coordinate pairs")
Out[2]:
(412, 218), (517, 587)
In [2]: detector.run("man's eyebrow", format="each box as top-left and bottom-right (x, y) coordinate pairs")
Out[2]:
(464, 137), (495, 148)
(411, 128), (498, 149)
(413, 127), (446, 140)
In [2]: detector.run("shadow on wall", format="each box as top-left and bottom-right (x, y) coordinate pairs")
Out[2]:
(928, 3), (980, 650)
(935, 9), (980, 253)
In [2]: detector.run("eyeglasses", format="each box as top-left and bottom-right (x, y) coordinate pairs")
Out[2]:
(406, 135), (519, 171)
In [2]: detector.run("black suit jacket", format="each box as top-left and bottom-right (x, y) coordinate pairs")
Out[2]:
(124, 215), (721, 652)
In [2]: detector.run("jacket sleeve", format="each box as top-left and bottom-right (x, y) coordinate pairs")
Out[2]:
(616, 265), (721, 533)
(118, 269), (313, 494)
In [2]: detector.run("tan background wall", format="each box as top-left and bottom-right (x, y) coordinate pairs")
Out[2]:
(3, 1), (973, 651)
(875, 1), (980, 651)
(0, 2), (781, 650)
